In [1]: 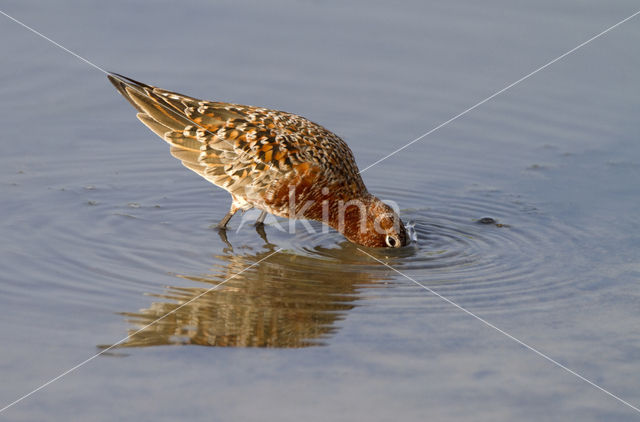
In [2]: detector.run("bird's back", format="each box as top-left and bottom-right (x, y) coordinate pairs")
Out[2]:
(108, 74), (367, 215)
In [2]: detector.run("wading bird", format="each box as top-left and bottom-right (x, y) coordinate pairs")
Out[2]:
(108, 74), (407, 248)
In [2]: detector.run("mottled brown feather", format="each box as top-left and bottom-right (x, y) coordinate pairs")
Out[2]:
(108, 74), (367, 216)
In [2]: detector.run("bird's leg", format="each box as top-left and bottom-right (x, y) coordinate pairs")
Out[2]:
(255, 222), (272, 245)
(255, 210), (268, 226)
(216, 207), (238, 229)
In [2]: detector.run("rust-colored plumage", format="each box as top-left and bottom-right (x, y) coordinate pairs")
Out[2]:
(108, 74), (407, 247)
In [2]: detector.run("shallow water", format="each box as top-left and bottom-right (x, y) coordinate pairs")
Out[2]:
(1, 0), (640, 420)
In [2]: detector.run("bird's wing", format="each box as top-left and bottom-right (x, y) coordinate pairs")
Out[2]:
(108, 74), (365, 202)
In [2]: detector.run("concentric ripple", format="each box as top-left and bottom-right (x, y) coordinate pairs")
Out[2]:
(357, 184), (595, 313)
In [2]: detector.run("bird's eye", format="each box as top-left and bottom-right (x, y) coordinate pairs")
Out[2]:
(385, 235), (398, 248)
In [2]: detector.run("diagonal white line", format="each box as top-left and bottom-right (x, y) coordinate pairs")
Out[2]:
(358, 9), (640, 174)
(0, 248), (283, 414)
(357, 248), (640, 414)
(0, 10), (105, 73)
(0, 9), (279, 174)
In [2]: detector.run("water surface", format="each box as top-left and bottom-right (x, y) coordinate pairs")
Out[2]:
(1, 1), (639, 421)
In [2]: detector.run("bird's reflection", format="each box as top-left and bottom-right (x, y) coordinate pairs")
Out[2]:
(110, 242), (383, 348)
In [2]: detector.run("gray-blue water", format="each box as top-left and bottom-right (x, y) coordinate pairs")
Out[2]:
(1, 1), (639, 420)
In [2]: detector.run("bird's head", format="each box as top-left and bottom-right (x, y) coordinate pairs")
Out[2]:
(335, 195), (408, 248)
